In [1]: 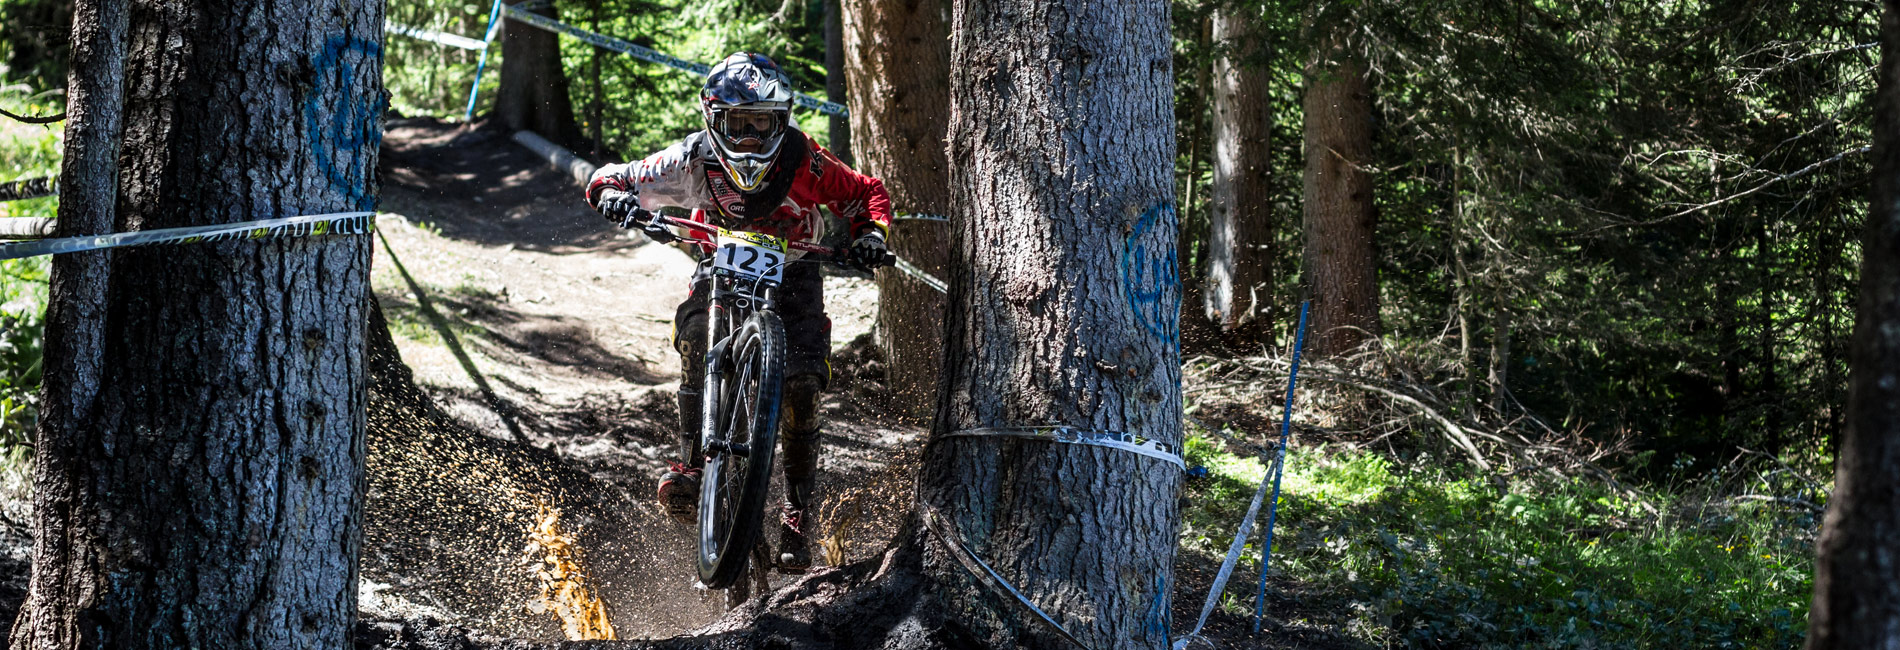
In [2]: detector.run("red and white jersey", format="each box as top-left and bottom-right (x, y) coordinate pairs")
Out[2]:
(586, 129), (892, 246)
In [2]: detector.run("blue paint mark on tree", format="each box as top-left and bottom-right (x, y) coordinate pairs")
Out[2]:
(1145, 573), (1173, 638)
(306, 36), (386, 211)
(1122, 202), (1181, 352)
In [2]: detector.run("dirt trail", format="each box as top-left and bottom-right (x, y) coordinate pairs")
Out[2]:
(365, 118), (925, 641)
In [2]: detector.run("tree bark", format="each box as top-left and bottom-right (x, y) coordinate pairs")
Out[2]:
(1300, 21), (1378, 358)
(497, 0), (586, 152)
(1203, 5), (1274, 345)
(929, 0), (1182, 645)
(11, 0), (126, 642)
(1807, 2), (1900, 646)
(13, 0), (381, 646)
(843, 0), (951, 421)
(824, 0), (852, 165)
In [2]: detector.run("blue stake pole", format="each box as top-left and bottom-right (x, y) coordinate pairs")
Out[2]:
(463, 0), (505, 122)
(1254, 300), (1310, 634)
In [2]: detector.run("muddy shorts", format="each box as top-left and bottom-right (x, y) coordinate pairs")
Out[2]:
(673, 258), (831, 387)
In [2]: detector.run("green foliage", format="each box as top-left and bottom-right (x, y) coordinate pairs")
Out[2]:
(1183, 432), (1815, 649)
(383, 0), (500, 120)
(0, 257), (45, 443)
(385, 0), (839, 158)
(0, 0), (71, 91)
(1170, 0), (1870, 474)
(0, 76), (61, 444)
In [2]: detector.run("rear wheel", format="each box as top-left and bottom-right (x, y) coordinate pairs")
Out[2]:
(696, 311), (785, 589)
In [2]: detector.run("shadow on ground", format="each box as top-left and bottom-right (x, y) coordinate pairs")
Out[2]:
(378, 117), (630, 254)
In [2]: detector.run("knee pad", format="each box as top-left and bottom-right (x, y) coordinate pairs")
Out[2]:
(781, 374), (825, 436)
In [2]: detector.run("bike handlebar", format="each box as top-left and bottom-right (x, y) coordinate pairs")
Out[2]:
(647, 212), (895, 269)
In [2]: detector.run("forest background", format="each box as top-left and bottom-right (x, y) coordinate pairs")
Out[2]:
(0, 0), (1873, 647)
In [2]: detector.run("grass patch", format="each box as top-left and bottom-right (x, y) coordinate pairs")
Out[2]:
(1181, 432), (1813, 649)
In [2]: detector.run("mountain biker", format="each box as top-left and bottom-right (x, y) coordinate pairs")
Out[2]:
(585, 52), (892, 573)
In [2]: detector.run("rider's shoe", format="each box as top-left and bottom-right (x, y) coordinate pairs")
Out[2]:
(776, 503), (812, 574)
(656, 461), (701, 525)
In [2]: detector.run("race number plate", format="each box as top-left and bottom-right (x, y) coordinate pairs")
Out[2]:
(712, 228), (789, 284)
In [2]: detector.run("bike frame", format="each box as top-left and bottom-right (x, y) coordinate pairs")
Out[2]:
(652, 214), (842, 434)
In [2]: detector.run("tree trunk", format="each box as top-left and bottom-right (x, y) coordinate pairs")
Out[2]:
(1300, 22), (1378, 358)
(1176, 14), (1209, 345)
(11, 0), (126, 641)
(1202, 5), (1274, 345)
(928, 0), (1182, 645)
(843, 0), (951, 421)
(824, 0), (852, 165)
(497, 0), (585, 152)
(1807, 2), (1900, 646)
(13, 0), (380, 646)
(1488, 307), (1512, 414)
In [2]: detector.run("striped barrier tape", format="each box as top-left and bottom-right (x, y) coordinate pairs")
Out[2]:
(386, 20), (486, 50)
(0, 217), (54, 240)
(890, 255), (947, 294)
(1171, 431), (1276, 649)
(935, 426), (1185, 469)
(0, 176), (56, 203)
(500, 5), (849, 118)
(1173, 303), (1309, 647)
(0, 211), (376, 261)
(919, 428), (1187, 649)
(920, 504), (1091, 650)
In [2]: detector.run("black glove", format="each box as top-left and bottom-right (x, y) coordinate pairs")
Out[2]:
(638, 218), (678, 245)
(596, 189), (644, 228)
(848, 230), (890, 271)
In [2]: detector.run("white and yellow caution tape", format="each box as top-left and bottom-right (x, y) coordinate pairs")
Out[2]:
(0, 211), (375, 261)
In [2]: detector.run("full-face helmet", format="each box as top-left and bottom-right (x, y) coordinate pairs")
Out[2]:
(701, 52), (795, 192)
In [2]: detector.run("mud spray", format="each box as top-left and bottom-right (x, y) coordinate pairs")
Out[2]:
(364, 339), (725, 639)
(526, 500), (618, 640)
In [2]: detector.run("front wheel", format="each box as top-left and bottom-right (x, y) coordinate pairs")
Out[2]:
(696, 310), (785, 589)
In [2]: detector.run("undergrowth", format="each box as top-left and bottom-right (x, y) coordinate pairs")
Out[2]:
(0, 78), (60, 446)
(1181, 429), (1816, 649)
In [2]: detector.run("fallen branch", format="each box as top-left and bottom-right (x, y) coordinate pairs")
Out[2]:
(1300, 372), (1494, 473)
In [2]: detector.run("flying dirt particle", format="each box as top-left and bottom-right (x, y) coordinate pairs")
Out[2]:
(526, 500), (619, 641)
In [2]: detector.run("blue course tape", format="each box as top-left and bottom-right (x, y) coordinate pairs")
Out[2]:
(463, 0), (504, 122)
(1255, 300), (1310, 633)
(0, 212), (376, 261)
(501, 5), (849, 118)
(1170, 428), (1278, 649)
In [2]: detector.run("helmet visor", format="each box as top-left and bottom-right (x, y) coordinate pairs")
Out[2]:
(717, 108), (784, 153)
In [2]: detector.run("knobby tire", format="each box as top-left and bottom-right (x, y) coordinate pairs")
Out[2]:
(696, 311), (785, 589)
